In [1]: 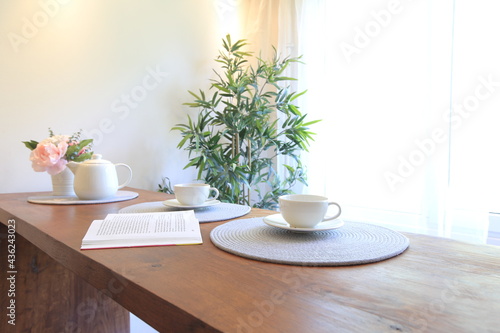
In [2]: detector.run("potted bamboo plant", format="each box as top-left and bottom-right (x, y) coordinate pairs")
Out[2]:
(169, 35), (319, 210)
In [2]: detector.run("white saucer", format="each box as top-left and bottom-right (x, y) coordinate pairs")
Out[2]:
(162, 199), (221, 209)
(263, 214), (344, 232)
(27, 191), (139, 205)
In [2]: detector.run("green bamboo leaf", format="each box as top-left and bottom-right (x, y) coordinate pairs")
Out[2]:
(184, 156), (201, 168)
(302, 119), (322, 127)
(171, 125), (189, 131)
(187, 90), (201, 100)
(231, 39), (248, 52)
(295, 114), (307, 125)
(235, 51), (252, 57)
(183, 102), (202, 107)
(274, 76), (297, 81)
(283, 164), (295, 174)
(225, 34), (232, 47)
(289, 89), (308, 102)
(212, 84), (231, 93)
(222, 40), (229, 52)
(177, 134), (192, 148)
(288, 104), (301, 116)
(197, 160), (205, 179)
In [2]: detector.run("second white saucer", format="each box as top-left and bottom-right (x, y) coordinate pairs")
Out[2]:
(162, 199), (221, 209)
(263, 214), (344, 232)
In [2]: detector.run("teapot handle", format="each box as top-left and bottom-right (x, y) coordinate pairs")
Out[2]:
(115, 164), (133, 189)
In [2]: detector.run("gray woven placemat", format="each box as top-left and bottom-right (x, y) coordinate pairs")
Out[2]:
(118, 201), (251, 223)
(210, 218), (410, 266)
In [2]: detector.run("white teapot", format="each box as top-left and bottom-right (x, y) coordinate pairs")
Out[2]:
(67, 154), (133, 200)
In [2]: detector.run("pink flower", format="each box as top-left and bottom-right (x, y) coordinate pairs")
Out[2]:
(30, 135), (69, 175)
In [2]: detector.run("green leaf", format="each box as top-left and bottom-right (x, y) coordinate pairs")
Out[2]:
(177, 134), (193, 149)
(231, 39), (248, 52)
(171, 125), (189, 131)
(78, 139), (93, 148)
(72, 152), (93, 162)
(289, 89), (308, 102)
(274, 76), (297, 81)
(212, 84), (231, 93)
(187, 90), (201, 100)
(183, 102), (201, 107)
(288, 104), (301, 116)
(22, 140), (38, 150)
(284, 164), (295, 174)
(302, 119), (322, 127)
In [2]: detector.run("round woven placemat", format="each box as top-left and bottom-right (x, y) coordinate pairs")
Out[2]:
(118, 201), (251, 223)
(210, 218), (409, 266)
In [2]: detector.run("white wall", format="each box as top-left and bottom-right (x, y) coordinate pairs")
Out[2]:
(0, 0), (238, 194)
(0, 1), (239, 331)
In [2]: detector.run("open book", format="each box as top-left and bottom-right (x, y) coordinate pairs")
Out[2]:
(81, 211), (202, 250)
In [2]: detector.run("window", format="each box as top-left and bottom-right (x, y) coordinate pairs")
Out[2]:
(241, 0), (500, 244)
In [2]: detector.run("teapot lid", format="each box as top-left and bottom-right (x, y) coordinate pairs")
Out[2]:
(83, 154), (111, 164)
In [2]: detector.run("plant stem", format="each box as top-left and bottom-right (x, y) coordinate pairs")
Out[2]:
(247, 138), (251, 204)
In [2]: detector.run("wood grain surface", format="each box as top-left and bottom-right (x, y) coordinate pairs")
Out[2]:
(1, 188), (499, 333)
(0, 223), (130, 333)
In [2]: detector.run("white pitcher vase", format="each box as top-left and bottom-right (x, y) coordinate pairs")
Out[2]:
(51, 167), (76, 196)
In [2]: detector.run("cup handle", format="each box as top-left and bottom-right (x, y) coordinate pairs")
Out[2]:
(208, 187), (219, 201)
(322, 202), (341, 221)
(115, 164), (133, 189)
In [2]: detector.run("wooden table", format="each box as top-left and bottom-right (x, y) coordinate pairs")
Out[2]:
(1, 188), (499, 332)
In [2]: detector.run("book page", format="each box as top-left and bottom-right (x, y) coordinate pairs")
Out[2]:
(96, 212), (193, 237)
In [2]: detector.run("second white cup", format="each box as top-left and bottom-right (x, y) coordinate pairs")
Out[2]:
(174, 183), (219, 206)
(279, 194), (341, 228)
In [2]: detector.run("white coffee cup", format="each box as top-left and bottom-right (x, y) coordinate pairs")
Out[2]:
(174, 183), (219, 206)
(279, 194), (341, 228)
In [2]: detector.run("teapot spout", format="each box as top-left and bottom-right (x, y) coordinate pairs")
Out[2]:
(66, 161), (79, 175)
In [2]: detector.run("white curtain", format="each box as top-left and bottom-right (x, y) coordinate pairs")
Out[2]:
(240, 0), (500, 243)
